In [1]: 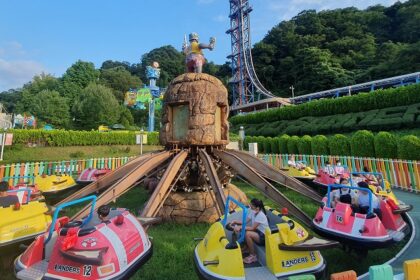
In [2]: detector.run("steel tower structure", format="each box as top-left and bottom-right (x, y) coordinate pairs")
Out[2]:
(227, 0), (288, 112)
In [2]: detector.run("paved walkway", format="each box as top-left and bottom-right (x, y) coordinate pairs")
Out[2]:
(390, 189), (420, 274)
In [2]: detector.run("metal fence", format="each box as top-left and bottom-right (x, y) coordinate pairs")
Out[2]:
(261, 154), (419, 192)
(0, 156), (133, 186)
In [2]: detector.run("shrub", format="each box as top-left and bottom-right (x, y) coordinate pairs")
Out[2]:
(278, 135), (290, 154)
(256, 136), (265, 153)
(9, 129), (161, 147)
(263, 137), (272, 153)
(270, 137), (280, 154)
(398, 135), (420, 160)
(243, 136), (251, 151)
(329, 134), (351, 156)
(374, 132), (398, 159)
(351, 130), (375, 157)
(297, 135), (312, 154)
(312, 135), (329, 155)
(287, 136), (300, 154)
(230, 84), (420, 125)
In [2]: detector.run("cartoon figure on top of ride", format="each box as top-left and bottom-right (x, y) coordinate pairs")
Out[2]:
(182, 32), (216, 73)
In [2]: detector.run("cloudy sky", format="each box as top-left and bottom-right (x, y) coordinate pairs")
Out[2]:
(0, 0), (402, 91)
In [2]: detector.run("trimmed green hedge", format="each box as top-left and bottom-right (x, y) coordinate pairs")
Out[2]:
(312, 135), (329, 155)
(241, 130), (419, 160)
(297, 135), (312, 154)
(278, 135), (289, 154)
(350, 130), (375, 157)
(398, 135), (420, 160)
(232, 103), (420, 137)
(329, 134), (351, 156)
(287, 136), (300, 154)
(374, 132), (398, 159)
(231, 83), (420, 125)
(9, 129), (160, 146)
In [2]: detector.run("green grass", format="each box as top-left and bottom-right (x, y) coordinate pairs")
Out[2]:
(2, 145), (162, 164)
(1, 179), (407, 279)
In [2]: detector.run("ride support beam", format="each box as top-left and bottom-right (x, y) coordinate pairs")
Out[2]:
(198, 149), (226, 215)
(55, 153), (155, 206)
(228, 150), (323, 202)
(72, 151), (172, 220)
(214, 150), (312, 228)
(141, 150), (188, 218)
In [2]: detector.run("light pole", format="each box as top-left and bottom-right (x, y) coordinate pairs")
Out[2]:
(289, 85), (295, 99)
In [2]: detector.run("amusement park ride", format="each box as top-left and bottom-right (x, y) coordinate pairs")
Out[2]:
(2, 1), (419, 279)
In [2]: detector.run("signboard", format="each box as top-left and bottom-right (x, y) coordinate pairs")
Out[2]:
(5, 133), (13, 146)
(136, 134), (148, 145)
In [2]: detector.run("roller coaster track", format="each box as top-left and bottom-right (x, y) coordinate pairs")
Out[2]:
(228, 0), (290, 109)
(214, 149), (312, 228)
(72, 151), (172, 220)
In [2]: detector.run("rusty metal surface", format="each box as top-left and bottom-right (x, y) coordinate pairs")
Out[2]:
(228, 150), (322, 202)
(141, 150), (188, 217)
(198, 149), (226, 214)
(215, 150), (312, 228)
(72, 151), (172, 220)
(55, 153), (154, 206)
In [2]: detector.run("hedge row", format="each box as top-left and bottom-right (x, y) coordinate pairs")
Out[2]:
(233, 103), (420, 137)
(243, 130), (420, 160)
(8, 129), (160, 146)
(231, 83), (420, 125)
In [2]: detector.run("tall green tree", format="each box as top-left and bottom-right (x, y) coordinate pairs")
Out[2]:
(60, 60), (100, 106)
(99, 66), (143, 102)
(31, 90), (70, 128)
(72, 83), (120, 130)
(15, 74), (60, 114)
(140, 46), (184, 87)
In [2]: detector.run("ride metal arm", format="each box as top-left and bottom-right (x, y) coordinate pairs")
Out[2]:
(198, 149), (226, 215)
(214, 150), (312, 228)
(55, 153), (154, 206)
(141, 150), (188, 218)
(228, 150), (322, 202)
(72, 151), (172, 220)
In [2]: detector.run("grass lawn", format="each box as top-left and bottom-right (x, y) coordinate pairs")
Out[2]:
(1, 179), (407, 279)
(2, 145), (162, 164)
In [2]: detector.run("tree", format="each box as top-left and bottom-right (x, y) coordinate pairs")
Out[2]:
(72, 83), (120, 130)
(99, 67), (142, 102)
(61, 60), (100, 106)
(140, 46), (184, 87)
(15, 74), (60, 113)
(118, 105), (134, 128)
(292, 47), (354, 94)
(31, 90), (70, 128)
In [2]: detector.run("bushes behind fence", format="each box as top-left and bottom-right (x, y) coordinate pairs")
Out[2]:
(243, 130), (419, 160)
(9, 129), (160, 146)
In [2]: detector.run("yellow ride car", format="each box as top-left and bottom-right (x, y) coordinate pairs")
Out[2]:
(0, 189), (51, 247)
(34, 174), (77, 194)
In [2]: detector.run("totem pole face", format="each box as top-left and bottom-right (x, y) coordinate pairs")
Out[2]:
(160, 73), (229, 147)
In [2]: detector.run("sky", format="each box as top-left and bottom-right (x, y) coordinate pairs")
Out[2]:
(0, 0), (402, 91)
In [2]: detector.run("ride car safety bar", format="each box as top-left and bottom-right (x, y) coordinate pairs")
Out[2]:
(222, 196), (248, 244)
(326, 184), (373, 214)
(45, 195), (97, 244)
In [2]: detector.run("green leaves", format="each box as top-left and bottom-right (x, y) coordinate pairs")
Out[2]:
(9, 129), (160, 147)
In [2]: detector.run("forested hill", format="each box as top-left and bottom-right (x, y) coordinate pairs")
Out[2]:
(252, 0), (420, 97)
